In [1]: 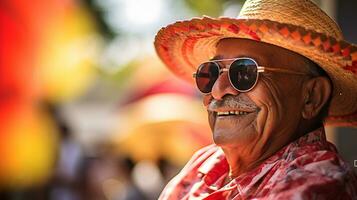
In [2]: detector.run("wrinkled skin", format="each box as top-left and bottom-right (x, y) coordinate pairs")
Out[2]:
(202, 38), (332, 178)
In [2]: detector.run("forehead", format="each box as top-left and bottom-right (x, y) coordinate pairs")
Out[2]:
(214, 38), (307, 67)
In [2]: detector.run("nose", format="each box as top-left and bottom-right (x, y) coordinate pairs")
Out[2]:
(211, 71), (239, 100)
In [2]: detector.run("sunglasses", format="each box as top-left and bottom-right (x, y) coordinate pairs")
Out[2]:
(193, 57), (309, 94)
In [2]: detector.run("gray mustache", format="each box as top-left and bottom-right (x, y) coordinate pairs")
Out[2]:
(207, 95), (258, 111)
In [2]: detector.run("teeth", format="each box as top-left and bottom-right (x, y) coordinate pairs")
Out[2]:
(217, 111), (250, 116)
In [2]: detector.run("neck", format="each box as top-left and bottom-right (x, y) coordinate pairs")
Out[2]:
(221, 143), (279, 178)
(222, 148), (254, 178)
(297, 118), (324, 138)
(221, 125), (320, 178)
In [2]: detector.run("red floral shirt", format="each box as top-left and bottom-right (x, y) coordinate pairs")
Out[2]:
(159, 128), (357, 199)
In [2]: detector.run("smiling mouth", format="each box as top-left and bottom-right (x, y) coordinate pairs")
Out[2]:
(216, 110), (253, 116)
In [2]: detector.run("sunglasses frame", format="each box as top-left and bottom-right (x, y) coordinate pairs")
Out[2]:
(193, 57), (309, 94)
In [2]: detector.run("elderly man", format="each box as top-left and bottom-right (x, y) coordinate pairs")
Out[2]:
(154, 0), (357, 199)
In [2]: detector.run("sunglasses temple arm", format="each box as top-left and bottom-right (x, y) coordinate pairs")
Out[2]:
(258, 66), (309, 75)
(193, 73), (213, 78)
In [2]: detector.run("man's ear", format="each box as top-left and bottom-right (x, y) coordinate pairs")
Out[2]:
(301, 76), (331, 119)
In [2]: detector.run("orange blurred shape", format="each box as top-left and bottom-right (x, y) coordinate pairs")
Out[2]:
(117, 121), (211, 165)
(38, 3), (98, 102)
(0, 0), (97, 104)
(116, 94), (212, 165)
(0, 105), (57, 188)
(0, 0), (75, 189)
(0, 1), (41, 104)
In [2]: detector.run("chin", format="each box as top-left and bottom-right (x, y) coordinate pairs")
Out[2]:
(212, 124), (259, 148)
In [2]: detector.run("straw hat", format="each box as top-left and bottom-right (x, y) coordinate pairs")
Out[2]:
(154, 0), (357, 126)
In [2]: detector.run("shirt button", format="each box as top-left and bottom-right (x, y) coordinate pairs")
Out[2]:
(197, 173), (204, 178)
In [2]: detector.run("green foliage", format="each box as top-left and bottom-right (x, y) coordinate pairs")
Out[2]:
(184, 0), (246, 17)
(97, 61), (139, 91)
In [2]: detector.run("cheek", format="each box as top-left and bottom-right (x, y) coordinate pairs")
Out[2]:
(203, 95), (215, 130)
(208, 111), (215, 131)
(248, 78), (304, 133)
(203, 95), (212, 107)
(247, 82), (277, 112)
(246, 80), (282, 130)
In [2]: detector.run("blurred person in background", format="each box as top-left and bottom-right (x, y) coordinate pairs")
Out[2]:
(158, 158), (181, 184)
(77, 143), (122, 200)
(154, 0), (357, 199)
(77, 143), (158, 200)
(115, 157), (148, 200)
(49, 105), (83, 200)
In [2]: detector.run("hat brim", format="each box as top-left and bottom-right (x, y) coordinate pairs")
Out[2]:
(154, 17), (357, 126)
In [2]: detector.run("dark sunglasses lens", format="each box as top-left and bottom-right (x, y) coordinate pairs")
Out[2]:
(195, 62), (219, 93)
(229, 59), (258, 91)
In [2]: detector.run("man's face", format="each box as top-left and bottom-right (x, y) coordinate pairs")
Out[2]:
(203, 38), (311, 150)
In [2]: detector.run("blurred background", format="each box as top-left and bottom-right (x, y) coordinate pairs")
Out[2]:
(0, 0), (356, 199)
